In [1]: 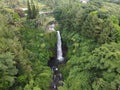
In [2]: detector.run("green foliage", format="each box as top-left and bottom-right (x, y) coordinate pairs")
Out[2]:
(0, 52), (18, 90)
(54, 1), (120, 44)
(89, 43), (120, 89)
(19, 28), (56, 90)
(82, 11), (103, 41)
(82, 12), (119, 44)
(0, 12), (30, 90)
(0, 5), (56, 89)
(1, 0), (120, 90)
(27, 0), (39, 19)
(54, 2), (83, 32)
(20, 28), (56, 65)
(98, 18), (118, 44)
(60, 36), (120, 90)
(54, 0), (120, 90)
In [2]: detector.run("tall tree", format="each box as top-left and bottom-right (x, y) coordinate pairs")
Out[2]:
(27, 0), (38, 19)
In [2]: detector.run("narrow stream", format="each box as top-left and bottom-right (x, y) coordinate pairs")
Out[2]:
(48, 23), (64, 90)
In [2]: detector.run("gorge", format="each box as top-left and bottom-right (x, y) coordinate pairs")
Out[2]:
(48, 24), (64, 90)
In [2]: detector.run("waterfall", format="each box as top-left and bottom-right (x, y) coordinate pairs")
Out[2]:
(49, 30), (64, 89)
(57, 31), (64, 62)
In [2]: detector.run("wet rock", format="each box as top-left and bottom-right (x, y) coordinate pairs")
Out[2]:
(51, 82), (58, 90)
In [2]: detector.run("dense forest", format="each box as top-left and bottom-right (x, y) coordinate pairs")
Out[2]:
(0, 0), (120, 90)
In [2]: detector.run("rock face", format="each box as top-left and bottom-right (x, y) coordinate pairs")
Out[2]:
(46, 23), (56, 32)
(50, 66), (64, 90)
(49, 24), (55, 31)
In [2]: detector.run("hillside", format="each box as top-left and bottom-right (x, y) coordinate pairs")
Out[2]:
(0, 0), (120, 90)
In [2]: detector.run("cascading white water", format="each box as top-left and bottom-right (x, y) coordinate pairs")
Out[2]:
(57, 31), (64, 62)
